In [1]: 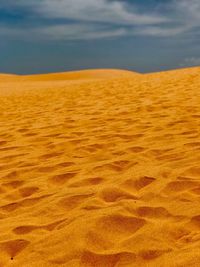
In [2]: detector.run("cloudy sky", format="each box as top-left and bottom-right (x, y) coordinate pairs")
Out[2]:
(0, 0), (200, 74)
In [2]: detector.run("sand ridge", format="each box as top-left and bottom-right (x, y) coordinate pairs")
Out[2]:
(21, 69), (139, 81)
(0, 68), (200, 266)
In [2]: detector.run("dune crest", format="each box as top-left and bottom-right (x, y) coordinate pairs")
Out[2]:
(21, 69), (139, 81)
(0, 67), (200, 266)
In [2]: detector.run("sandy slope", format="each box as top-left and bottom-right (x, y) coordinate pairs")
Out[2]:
(0, 67), (200, 266)
(0, 74), (20, 82)
(22, 69), (139, 81)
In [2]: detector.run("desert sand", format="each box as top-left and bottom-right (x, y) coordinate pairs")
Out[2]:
(0, 67), (200, 266)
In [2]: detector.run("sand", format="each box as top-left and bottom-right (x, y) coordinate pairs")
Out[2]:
(0, 67), (200, 267)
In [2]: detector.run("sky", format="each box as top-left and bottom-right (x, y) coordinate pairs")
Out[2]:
(0, 0), (200, 74)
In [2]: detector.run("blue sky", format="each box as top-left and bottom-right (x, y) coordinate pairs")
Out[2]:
(0, 0), (200, 74)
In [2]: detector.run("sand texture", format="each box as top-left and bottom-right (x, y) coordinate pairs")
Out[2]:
(0, 68), (200, 266)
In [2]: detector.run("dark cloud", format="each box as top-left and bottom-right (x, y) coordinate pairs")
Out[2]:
(0, 0), (199, 74)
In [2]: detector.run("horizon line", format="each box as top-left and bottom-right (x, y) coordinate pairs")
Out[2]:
(1, 65), (200, 77)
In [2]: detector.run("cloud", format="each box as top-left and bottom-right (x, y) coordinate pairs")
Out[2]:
(134, 25), (187, 37)
(175, 0), (200, 23)
(1, 0), (200, 40)
(38, 0), (168, 25)
(0, 24), (127, 41)
(180, 57), (200, 67)
(35, 24), (128, 40)
(1, 0), (167, 25)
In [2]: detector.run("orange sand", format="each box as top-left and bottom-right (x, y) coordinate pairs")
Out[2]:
(0, 68), (200, 266)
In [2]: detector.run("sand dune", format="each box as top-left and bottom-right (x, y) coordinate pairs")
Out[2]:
(0, 74), (20, 82)
(0, 67), (200, 266)
(21, 69), (139, 81)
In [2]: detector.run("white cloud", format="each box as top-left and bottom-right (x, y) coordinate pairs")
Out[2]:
(37, 0), (167, 25)
(1, 0), (167, 25)
(1, 0), (200, 40)
(37, 24), (127, 40)
(175, 0), (200, 23)
(0, 24), (127, 41)
(134, 25), (187, 37)
(180, 57), (200, 67)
